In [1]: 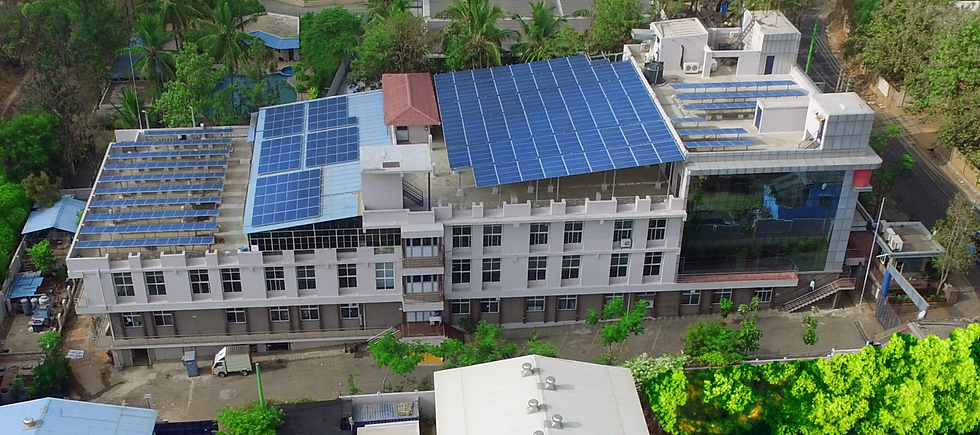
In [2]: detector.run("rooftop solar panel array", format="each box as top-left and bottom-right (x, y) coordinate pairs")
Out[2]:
(95, 183), (223, 195)
(112, 139), (232, 148)
(144, 127), (233, 136)
(262, 103), (305, 138)
(675, 90), (806, 100)
(85, 209), (220, 221)
(99, 172), (225, 182)
(75, 237), (215, 248)
(672, 117), (707, 123)
(685, 139), (756, 148)
(257, 134), (303, 175)
(684, 101), (758, 110)
(89, 197), (222, 207)
(104, 160), (228, 170)
(671, 80), (797, 90)
(108, 149), (230, 159)
(675, 127), (748, 136)
(81, 222), (218, 234)
(305, 126), (359, 167)
(308, 96), (356, 131)
(434, 56), (685, 187)
(250, 169), (321, 226)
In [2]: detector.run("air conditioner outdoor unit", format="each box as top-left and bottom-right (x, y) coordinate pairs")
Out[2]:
(620, 238), (633, 248)
(683, 62), (701, 74)
(888, 234), (904, 251)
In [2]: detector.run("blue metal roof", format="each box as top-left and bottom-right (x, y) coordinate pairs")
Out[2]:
(8, 271), (43, 300)
(243, 90), (390, 234)
(0, 398), (157, 435)
(22, 196), (86, 235)
(249, 30), (300, 50)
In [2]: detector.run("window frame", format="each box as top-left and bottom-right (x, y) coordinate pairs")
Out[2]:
(647, 218), (667, 241)
(713, 289), (733, 304)
(338, 264), (357, 288)
(300, 305), (320, 321)
(529, 222), (550, 245)
(482, 258), (501, 282)
(681, 290), (701, 306)
(221, 268), (243, 293)
(643, 252), (663, 277)
(480, 298), (499, 314)
(188, 269), (210, 294)
(483, 224), (502, 247)
(153, 311), (174, 327)
(270, 306), (289, 322)
(375, 262), (395, 290)
(527, 256), (548, 281)
(296, 265), (317, 290)
(265, 266), (286, 291)
(144, 271), (166, 296)
(561, 255), (581, 280)
(113, 273), (135, 297)
(452, 259), (471, 284)
(226, 308), (246, 324)
(609, 253), (630, 278)
(755, 287), (773, 303)
(613, 219), (634, 242)
(450, 300), (470, 315)
(122, 312), (142, 328)
(563, 221), (583, 244)
(525, 296), (546, 312)
(452, 225), (472, 248)
(340, 303), (360, 319)
(557, 295), (577, 311)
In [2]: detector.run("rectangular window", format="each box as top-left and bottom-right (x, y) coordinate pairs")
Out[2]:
(221, 268), (242, 293)
(561, 255), (581, 279)
(755, 287), (773, 303)
(451, 300), (470, 315)
(526, 296), (545, 312)
(452, 225), (471, 248)
(265, 267), (286, 291)
(340, 303), (360, 319)
(145, 271), (166, 296)
(647, 218), (667, 241)
(375, 262), (395, 290)
(681, 290), (701, 306)
(529, 223), (549, 245)
(482, 258), (501, 282)
(122, 313), (142, 328)
(153, 311), (173, 327)
(270, 306), (289, 322)
(189, 270), (210, 294)
(338, 264), (357, 288)
(609, 253), (629, 278)
(483, 224), (502, 247)
(713, 289), (733, 304)
(613, 219), (634, 242)
(452, 259), (471, 284)
(406, 311), (438, 322)
(557, 295), (577, 311)
(297, 266), (316, 290)
(405, 274), (440, 293)
(300, 305), (320, 320)
(226, 308), (246, 324)
(563, 221), (583, 244)
(480, 298), (499, 314)
(527, 256), (547, 281)
(113, 273), (135, 297)
(643, 252), (663, 277)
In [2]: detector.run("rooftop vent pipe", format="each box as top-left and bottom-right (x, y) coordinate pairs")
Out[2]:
(521, 362), (534, 377)
(544, 376), (557, 390)
(23, 417), (40, 430)
(527, 399), (540, 414)
(549, 414), (563, 429)
(534, 431), (545, 435)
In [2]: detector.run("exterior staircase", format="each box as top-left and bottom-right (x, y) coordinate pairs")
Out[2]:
(402, 179), (424, 206)
(367, 326), (402, 346)
(781, 278), (856, 312)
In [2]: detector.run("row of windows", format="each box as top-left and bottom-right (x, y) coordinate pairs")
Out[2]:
(450, 219), (668, 248)
(680, 288), (774, 306)
(446, 289), (773, 315)
(121, 304), (362, 328)
(450, 252), (664, 284)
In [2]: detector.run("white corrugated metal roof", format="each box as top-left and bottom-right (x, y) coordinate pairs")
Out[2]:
(0, 398), (157, 435)
(434, 355), (649, 435)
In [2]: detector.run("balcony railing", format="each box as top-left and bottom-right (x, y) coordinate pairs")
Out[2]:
(677, 256), (799, 276)
(402, 244), (444, 268)
(402, 292), (444, 304)
(94, 326), (392, 349)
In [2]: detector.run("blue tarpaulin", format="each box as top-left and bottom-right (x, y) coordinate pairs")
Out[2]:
(9, 271), (43, 300)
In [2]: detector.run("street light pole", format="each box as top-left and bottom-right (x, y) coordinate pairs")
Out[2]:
(859, 197), (886, 307)
(141, 110), (150, 130)
(189, 106), (195, 127)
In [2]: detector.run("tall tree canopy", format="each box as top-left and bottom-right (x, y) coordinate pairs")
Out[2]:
(198, 0), (263, 75)
(350, 11), (436, 85)
(155, 43), (225, 127)
(139, 0), (204, 50)
(296, 7), (362, 93)
(440, 0), (517, 71)
(588, 0), (643, 54)
(512, 2), (566, 62)
(128, 14), (177, 87)
(0, 112), (62, 181)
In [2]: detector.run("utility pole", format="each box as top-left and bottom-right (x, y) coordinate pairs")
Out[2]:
(804, 21), (818, 75)
(256, 363), (265, 407)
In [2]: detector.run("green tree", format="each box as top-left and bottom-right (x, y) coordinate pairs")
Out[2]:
(0, 111), (62, 181)
(869, 124), (900, 155)
(368, 330), (427, 375)
(439, 0), (517, 71)
(296, 7), (361, 93)
(435, 321), (520, 367)
(27, 239), (57, 276)
(350, 11), (436, 86)
(21, 172), (62, 208)
(684, 298), (761, 366)
(155, 43), (225, 127)
(215, 402), (284, 435)
(523, 328), (559, 357)
(623, 352), (690, 388)
(109, 89), (154, 129)
(511, 2), (566, 62)
(127, 14), (177, 87)
(931, 193), (980, 289)
(719, 298), (734, 318)
(856, 0), (949, 84)
(588, 0), (642, 54)
(198, 0), (261, 77)
(28, 331), (70, 398)
(801, 313), (818, 346)
(139, 0), (205, 50)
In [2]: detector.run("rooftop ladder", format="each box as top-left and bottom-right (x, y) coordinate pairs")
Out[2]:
(781, 278), (856, 312)
(734, 19), (756, 48)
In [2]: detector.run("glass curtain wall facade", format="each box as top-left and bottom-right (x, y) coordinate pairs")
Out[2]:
(681, 170), (844, 273)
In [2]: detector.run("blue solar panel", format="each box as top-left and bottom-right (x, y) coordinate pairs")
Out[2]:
(257, 134), (303, 174)
(433, 57), (685, 188)
(89, 197), (221, 207)
(81, 222), (217, 234)
(675, 128), (748, 136)
(99, 172), (225, 182)
(685, 101), (758, 110)
(675, 90), (806, 100)
(262, 103), (305, 138)
(250, 169), (321, 226)
(145, 128), (233, 136)
(96, 184), (223, 194)
(75, 237), (214, 248)
(671, 80), (797, 90)
(112, 139), (232, 148)
(305, 127), (358, 167)
(686, 139), (756, 148)
(672, 117), (707, 123)
(108, 149), (230, 159)
(307, 96), (356, 131)
(104, 160), (227, 170)
(85, 209), (219, 221)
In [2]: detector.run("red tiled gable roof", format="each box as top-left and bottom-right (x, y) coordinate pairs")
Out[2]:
(382, 73), (441, 126)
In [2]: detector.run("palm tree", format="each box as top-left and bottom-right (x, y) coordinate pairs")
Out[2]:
(439, 0), (517, 69)
(139, 0), (204, 50)
(198, 0), (260, 77)
(128, 14), (177, 87)
(368, 0), (412, 21)
(109, 90), (158, 128)
(512, 2), (565, 62)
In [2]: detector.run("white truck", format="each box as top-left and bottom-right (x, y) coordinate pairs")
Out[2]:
(212, 345), (252, 377)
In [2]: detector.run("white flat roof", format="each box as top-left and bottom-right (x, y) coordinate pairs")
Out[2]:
(654, 18), (708, 38)
(361, 144), (432, 173)
(746, 10), (799, 35)
(358, 421), (420, 435)
(434, 355), (649, 435)
(812, 92), (873, 115)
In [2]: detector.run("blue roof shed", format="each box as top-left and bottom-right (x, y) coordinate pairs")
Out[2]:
(22, 196), (86, 235)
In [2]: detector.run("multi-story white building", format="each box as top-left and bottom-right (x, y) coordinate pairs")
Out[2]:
(68, 12), (881, 366)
